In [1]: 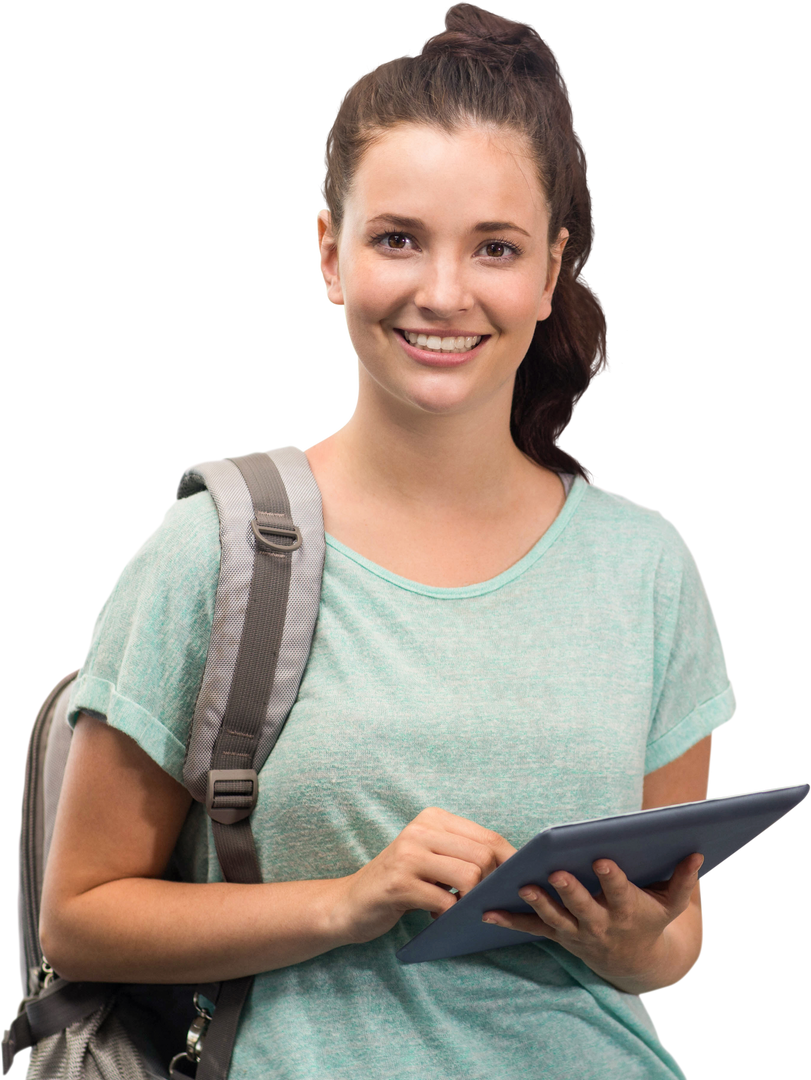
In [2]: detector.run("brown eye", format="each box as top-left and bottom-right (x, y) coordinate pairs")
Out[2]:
(485, 242), (506, 257)
(387, 233), (408, 249)
(371, 232), (522, 261)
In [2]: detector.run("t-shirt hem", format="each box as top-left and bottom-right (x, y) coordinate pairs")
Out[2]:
(68, 672), (187, 783)
(643, 682), (738, 777)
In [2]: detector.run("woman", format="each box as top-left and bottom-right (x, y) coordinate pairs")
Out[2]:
(39, 5), (734, 1078)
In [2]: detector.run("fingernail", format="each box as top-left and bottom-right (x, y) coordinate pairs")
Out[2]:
(519, 888), (539, 901)
(549, 875), (567, 889)
(482, 915), (500, 925)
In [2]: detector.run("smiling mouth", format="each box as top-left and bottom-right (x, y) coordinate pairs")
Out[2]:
(393, 326), (488, 352)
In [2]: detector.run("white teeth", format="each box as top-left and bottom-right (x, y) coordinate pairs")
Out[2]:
(403, 331), (482, 353)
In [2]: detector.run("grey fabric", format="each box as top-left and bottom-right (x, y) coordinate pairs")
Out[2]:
(42, 689), (73, 875)
(559, 472), (575, 496)
(26, 999), (166, 1080)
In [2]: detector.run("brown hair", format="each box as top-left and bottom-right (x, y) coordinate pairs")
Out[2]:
(323, 4), (606, 478)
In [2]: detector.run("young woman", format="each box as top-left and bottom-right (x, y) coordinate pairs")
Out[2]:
(39, 5), (734, 1078)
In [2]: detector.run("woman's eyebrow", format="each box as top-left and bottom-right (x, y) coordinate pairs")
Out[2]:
(366, 214), (531, 238)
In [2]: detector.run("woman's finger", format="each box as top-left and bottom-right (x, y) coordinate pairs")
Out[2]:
(660, 853), (704, 917)
(590, 860), (636, 914)
(543, 872), (604, 931)
(481, 909), (555, 938)
(517, 885), (579, 935)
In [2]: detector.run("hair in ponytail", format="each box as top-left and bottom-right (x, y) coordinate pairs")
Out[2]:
(323, 4), (606, 478)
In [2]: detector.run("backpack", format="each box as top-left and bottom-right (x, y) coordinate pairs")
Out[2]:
(3, 448), (325, 1080)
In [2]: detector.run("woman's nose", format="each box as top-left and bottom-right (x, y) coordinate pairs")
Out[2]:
(413, 255), (473, 318)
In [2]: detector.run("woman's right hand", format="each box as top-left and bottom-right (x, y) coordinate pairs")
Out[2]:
(332, 806), (517, 945)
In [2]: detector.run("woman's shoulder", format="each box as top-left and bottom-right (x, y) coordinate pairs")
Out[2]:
(575, 481), (689, 555)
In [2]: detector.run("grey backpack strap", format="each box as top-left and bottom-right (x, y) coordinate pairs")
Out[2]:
(175, 448), (324, 1080)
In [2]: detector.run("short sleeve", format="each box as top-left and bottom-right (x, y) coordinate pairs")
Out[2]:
(645, 523), (735, 774)
(67, 491), (220, 783)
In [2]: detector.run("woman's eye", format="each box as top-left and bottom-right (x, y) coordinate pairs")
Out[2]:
(373, 232), (412, 250)
(479, 240), (521, 259)
(369, 232), (522, 261)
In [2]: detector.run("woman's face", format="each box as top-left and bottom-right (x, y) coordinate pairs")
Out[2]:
(318, 123), (567, 419)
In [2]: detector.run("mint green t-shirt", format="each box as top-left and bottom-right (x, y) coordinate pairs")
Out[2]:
(68, 475), (735, 1079)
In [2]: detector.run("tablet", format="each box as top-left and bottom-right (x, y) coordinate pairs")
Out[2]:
(395, 784), (808, 964)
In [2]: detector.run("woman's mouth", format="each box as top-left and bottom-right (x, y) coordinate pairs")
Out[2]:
(394, 328), (489, 365)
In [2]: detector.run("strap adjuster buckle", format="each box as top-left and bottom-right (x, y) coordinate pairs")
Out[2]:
(206, 769), (259, 825)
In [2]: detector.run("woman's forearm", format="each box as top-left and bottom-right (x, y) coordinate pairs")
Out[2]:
(40, 875), (354, 984)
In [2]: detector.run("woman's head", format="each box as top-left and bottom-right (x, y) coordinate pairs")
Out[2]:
(313, 0), (613, 481)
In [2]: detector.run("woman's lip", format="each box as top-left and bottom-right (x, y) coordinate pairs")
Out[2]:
(398, 328), (488, 338)
(393, 328), (489, 367)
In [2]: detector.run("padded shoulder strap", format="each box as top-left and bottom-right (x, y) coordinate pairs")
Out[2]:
(175, 448), (324, 1080)
(178, 447), (325, 806)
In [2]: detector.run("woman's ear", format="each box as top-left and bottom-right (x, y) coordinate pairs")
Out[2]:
(318, 210), (344, 306)
(536, 227), (569, 322)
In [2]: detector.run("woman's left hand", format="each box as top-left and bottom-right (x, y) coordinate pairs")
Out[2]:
(481, 852), (704, 994)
